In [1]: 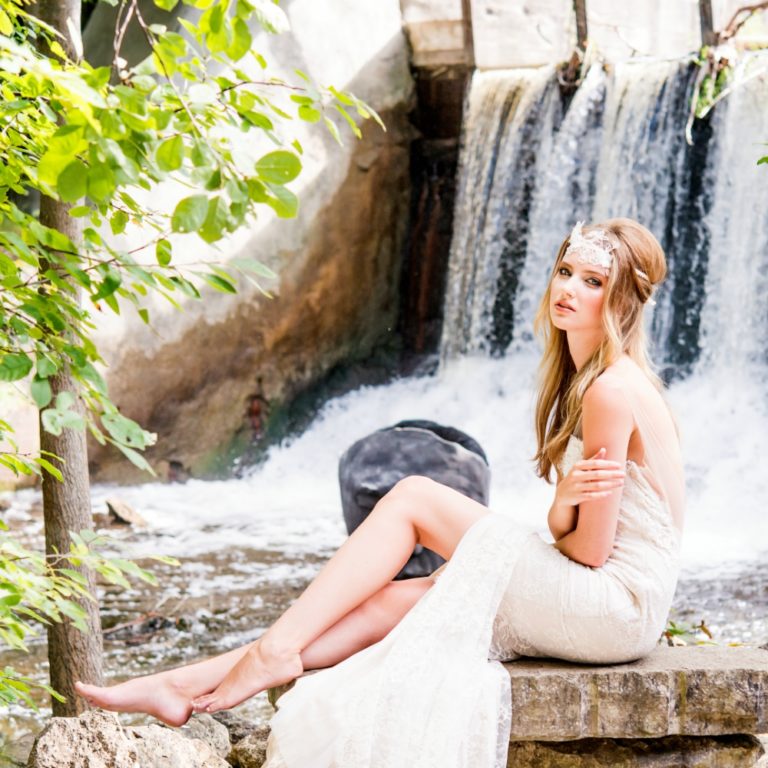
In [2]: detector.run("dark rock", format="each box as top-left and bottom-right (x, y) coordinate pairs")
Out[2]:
(227, 727), (270, 768)
(211, 711), (263, 745)
(338, 420), (490, 578)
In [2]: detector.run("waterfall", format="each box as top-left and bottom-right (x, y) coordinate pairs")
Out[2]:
(441, 57), (768, 380)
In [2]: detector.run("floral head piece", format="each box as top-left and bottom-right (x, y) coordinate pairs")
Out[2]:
(564, 221), (614, 273)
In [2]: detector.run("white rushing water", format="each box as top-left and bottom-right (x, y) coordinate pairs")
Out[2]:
(10, 349), (756, 578)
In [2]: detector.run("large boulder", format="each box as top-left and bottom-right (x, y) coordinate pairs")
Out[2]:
(338, 419), (490, 578)
(26, 710), (229, 768)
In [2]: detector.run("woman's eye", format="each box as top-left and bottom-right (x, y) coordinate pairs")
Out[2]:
(558, 267), (570, 276)
(587, 278), (602, 287)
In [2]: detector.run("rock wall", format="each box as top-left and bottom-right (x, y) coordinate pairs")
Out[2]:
(80, 1), (415, 482)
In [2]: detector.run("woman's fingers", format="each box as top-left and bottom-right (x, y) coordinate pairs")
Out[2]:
(582, 479), (624, 491)
(577, 459), (624, 470)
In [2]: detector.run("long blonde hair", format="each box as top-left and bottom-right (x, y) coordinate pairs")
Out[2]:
(533, 218), (667, 481)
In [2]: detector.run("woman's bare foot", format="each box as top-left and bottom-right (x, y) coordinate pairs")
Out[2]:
(191, 638), (303, 714)
(74, 673), (196, 727)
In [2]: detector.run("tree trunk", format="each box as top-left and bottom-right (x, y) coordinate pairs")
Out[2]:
(35, 0), (104, 716)
(699, 0), (717, 46)
(573, 0), (588, 52)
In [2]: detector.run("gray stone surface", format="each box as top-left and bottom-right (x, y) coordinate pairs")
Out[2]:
(505, 646), (768, 741)
(26, 710), (229, 768)
(211, 711), (263, 745)
(176, 714), (231, 758)
(126, 723), (228, 768)
(228, 727), (270, 768)
(507, 734), (765, 768)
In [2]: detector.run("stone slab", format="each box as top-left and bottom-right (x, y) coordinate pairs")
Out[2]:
(504, 646), (768, 741)
(506, 734), (764, 768)
(268, 645), (768, 744)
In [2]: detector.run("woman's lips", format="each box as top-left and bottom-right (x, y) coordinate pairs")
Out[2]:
(554, 302), (575, 313)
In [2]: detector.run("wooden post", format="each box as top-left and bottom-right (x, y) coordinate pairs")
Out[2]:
(460, 0), (475, 68)
(699, 0), (717, 46)
(574, 0), (588, 52)
(35, 0), (105, 716)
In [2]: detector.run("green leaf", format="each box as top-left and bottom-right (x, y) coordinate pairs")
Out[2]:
(87, 164), (117, 203)
(0, 354), (33, 382)
(171, 195), (208, 233)
(298, 104), (321, 123)
(199, 197), (229, 243)
(156, 239), (172, 266)
(114, 443), (155, 474)
(227, 17), (252, 61)
(154, 0), (180, 9)
(0, 10), (13, 35)
(110, 210), (129, 235)
(31, 377), (53, 409)
(265, 184), (298, 218)
(230, 256), (277, 279)
(36, 458), (63, 482)
(57, 160), (88, 203)
(36, 356), (58, 378)
(200, 272), (237, 293)
(255, 150), (301, 184)
(156, 135), (184, 172)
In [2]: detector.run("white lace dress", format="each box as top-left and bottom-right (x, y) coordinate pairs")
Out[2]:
(263, 434), (682, 768)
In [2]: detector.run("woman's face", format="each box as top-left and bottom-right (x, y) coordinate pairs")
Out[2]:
(549, 257), (607, 335)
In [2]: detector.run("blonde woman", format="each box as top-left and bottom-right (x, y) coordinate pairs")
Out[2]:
(77, 218), (684, 768)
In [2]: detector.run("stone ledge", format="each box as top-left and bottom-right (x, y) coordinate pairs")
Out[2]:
(269, 646), (768, 743)
(504, 646), (768, 741)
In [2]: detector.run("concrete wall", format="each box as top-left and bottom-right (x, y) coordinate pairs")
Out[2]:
(400, 0), (765, 69)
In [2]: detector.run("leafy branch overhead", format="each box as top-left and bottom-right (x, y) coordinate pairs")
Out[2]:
(0, 0), (383, 475)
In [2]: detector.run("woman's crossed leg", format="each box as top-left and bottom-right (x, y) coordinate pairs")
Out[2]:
(75, 476), (489, 724)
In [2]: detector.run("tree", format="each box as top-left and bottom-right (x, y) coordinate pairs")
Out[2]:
(0, 0), (380, 714)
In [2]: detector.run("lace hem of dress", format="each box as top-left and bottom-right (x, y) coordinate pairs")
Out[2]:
(263, 513), (532, 768)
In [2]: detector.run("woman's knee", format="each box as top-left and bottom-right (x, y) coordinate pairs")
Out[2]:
(388, 475), (436, 501)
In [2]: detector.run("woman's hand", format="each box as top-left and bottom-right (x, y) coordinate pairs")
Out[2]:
(556, 447), (625, 507)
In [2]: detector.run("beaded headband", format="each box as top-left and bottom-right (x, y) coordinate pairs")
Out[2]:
(564, 221), (614, 272)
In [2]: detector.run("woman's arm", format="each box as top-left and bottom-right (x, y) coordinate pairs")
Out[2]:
(553, 376), (633, 567)
(548, 496), (578, 541)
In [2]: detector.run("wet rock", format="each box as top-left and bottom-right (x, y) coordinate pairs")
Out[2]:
(227, 726), (270, 768)
(507, 734), (764, 767)
(211, 711), (262, 745)
(176, 714), (230, 758)
(26, 710), (229, 768)
(106, 497), (147, 527)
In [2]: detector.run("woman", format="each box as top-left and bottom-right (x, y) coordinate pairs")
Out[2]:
(76, 217), (684, 767)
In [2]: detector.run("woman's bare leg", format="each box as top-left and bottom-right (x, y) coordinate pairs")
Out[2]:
(77, 477), (487, 719)
(75, 576), (435, 725)
(192, 477), (487, 713)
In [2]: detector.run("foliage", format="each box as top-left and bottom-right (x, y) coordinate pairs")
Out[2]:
(662, 618), (717, 647)
(0, 518), (179, 708)
(0, 0), (382, 477)
(0, 0), (382, 709)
